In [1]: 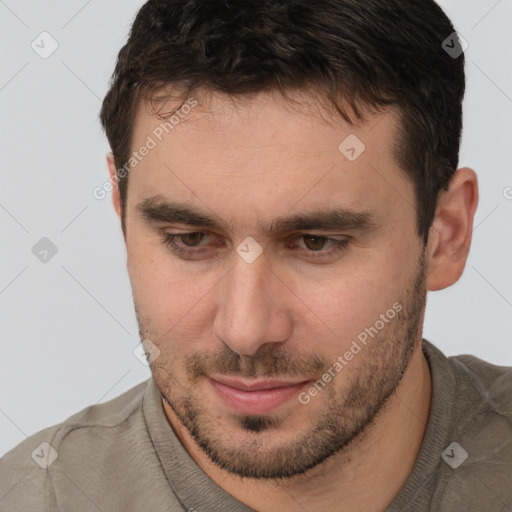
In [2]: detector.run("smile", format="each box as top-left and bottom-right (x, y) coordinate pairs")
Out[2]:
(208, 376), (312, 415)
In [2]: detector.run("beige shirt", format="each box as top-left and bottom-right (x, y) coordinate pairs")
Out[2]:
(1, 339), (511, 511)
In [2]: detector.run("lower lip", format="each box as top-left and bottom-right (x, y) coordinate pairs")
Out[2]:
(208, 378), (310, 415)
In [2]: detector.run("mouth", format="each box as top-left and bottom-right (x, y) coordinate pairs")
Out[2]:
(208, 375), (312, 415)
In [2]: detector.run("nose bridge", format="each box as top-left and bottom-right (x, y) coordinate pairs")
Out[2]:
(213, 252), (290, 356)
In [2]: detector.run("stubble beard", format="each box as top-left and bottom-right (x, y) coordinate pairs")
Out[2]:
(142, 250), (427, 479)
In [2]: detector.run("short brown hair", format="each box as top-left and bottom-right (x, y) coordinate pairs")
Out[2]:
(100, 0), (466, 244)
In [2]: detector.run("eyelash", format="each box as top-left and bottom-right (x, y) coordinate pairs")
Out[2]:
(161, 232), (350, 260)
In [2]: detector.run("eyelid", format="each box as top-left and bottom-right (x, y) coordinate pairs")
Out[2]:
(161, 230), (350, 244)
(161, 230), (350, 260)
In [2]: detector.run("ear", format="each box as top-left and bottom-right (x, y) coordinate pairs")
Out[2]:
(106, 152), (122, 219)
(425, 167), (479, 291)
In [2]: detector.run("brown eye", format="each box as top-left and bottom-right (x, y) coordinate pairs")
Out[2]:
(179, 232), (206, 247)
(161, 232), (213, 257)
(289, 235), (350, 260)
(301, 235), (329, 252)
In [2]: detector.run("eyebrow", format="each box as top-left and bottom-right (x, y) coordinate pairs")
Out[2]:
(137, 195), (378, 235)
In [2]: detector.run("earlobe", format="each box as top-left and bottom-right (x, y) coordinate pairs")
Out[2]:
(425, 168), (479, 291)
(106, 152), (122, 219)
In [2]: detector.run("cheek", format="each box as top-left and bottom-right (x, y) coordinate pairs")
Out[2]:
(127, 242), (218, 341)
(300, 257), (409, 351)
(297, 281), (380, 354)
(127, 241), (175, 327)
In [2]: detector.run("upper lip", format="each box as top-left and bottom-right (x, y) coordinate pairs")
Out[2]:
(209, 375), (310, 391)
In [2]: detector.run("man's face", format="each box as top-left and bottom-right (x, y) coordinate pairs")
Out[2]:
(124, 90), (427, 478)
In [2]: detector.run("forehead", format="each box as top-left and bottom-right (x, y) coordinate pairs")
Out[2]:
(133, 87), (402, 151)
(128, 89), (414, 236)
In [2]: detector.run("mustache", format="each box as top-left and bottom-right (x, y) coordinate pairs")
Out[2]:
(185, 345), (327, 379)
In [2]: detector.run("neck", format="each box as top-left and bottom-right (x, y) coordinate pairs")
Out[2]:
(163, 342), (432, 512)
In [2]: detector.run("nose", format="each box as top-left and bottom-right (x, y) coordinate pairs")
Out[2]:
(213, 249), (293, 356)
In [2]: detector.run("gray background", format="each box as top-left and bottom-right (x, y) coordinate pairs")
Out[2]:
(0, 0), (511, 458)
